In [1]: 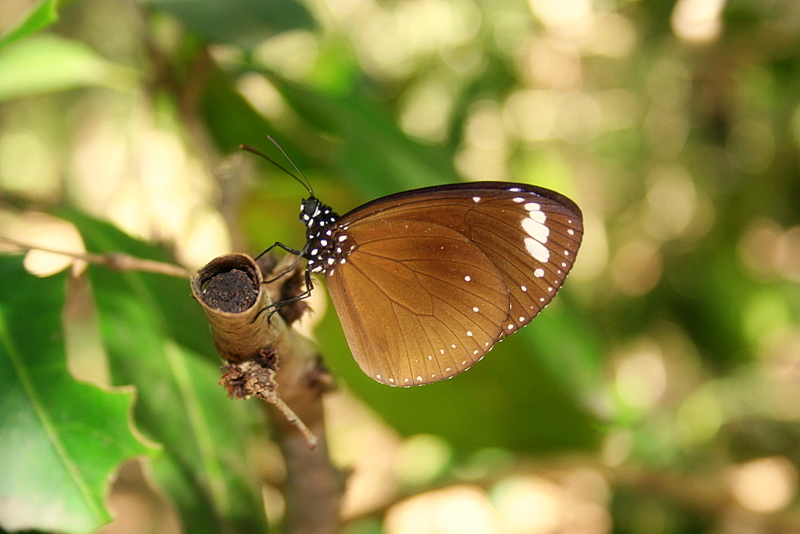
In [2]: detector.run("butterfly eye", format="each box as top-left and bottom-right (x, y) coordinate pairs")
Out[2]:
(299, 198), (320, 223)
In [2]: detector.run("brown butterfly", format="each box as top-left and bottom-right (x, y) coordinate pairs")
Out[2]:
(250, 146), (583, 386)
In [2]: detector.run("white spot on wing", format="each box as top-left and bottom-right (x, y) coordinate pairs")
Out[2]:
(525, 237), (550, 263)
(472, 196), (481, 203)
(522, 217), (549, 243)
(464, 275), (471, 282)
(534, 268), (545, 278)
(524, 202), (541, 212)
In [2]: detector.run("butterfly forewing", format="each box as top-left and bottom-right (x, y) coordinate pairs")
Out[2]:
(306, 181), (582, 386)
(461, 192), (583, 332)
(325, 219), (510, 386)
(339, 182), (583, 328)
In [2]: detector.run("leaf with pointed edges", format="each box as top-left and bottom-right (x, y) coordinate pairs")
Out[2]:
(60, 211), (270, 534)
(0, 254), (151, 534)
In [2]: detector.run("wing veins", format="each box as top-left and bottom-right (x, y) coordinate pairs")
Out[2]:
(470, 205), (581, 247)
(355, 244), (505, 281)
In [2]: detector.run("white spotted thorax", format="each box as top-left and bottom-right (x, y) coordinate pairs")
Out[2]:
(300, 197), (355, 275)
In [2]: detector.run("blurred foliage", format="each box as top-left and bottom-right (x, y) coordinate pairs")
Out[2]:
(1, 0), (800, 533)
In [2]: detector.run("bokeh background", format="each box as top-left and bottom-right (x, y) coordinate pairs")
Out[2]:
(2, 0), (800, 533)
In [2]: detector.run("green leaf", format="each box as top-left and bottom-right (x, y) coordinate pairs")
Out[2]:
(147, 0), (315, 49)
(200, 68), (275, 153)
(0, 34), (137, 101)
(60, 211), (270, 534)
(524, 297), (606, 410)
(271, 76), (463, 198)
(316, 296), (602, 454)
(0, 254), (151, 534)
(0, 0), (60, 50)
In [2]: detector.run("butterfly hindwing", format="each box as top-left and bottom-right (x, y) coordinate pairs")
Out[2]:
(325, 218), (509, 386)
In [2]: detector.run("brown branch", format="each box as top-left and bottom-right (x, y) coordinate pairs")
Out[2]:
(191, 253), (345, 534)
(0, 237), (191, 277)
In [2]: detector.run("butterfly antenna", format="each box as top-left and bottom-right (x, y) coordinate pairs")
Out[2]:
(239, 142), (313, 197)
(266, 135), (314, 196)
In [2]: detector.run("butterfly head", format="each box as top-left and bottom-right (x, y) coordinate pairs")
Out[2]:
(299, 197), (322, 226)
(299, 197), (339, 234)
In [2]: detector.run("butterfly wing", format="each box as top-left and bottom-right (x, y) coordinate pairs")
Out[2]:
(324, 182), (583, 386)
(325, 218), (510, 386)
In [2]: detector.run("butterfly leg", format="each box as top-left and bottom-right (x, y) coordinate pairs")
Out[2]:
(252, 242), (315, 323)
(258, 239), (312, 285)
(265, 268), (314, 320)
(255, 241), (303, 261)
(251, 270), (314, 323)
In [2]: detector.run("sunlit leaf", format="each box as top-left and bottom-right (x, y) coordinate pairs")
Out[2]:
(0, 34), (137, 101)
(0, 0), (60, 50)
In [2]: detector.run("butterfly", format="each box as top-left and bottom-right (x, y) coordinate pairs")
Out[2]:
(248, 145), (583, 387)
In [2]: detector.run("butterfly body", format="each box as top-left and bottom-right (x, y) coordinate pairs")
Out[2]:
(292, 181), (583, 387)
